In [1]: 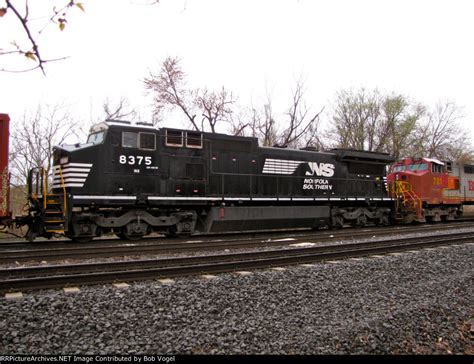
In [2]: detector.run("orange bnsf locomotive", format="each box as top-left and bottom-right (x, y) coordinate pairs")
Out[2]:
(387, 157), (474, 223)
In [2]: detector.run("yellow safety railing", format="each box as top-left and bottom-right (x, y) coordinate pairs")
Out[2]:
(42, 168), (47, 210)
(41, 166), (67, 216)
(389, 180), (423, 218)
(58, 165), (67, 216)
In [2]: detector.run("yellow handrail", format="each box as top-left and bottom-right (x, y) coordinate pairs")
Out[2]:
(42, 168), (47, 210)
(58, 165), (67, 217)
(390, 180), (422, 217)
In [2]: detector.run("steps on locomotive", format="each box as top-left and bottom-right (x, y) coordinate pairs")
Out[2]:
(43, 194), (66, 233)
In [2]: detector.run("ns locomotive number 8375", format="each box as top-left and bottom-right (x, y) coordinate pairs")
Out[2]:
(16, 119), (395, 242)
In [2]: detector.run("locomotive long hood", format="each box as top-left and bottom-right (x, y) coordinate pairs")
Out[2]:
(332, 149), (396, 164)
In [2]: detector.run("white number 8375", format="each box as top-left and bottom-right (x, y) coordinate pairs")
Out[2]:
(119, 155), (152, 165)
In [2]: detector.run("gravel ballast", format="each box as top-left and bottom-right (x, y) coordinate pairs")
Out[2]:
(1, 243), (472, 355)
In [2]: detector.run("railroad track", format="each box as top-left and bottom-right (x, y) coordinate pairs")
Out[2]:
(1, 221), (474, 264)
(1, 231), (472, 293)
(2, 217), (474, 250)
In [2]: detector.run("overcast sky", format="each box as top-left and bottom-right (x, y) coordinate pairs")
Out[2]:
(1, 0), (473, 141)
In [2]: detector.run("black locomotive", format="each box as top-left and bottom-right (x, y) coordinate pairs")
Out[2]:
(25, 120), (395, 241)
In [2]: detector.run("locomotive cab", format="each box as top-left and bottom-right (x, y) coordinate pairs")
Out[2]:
(387, 157), (465, 223)
(52, 120), (163, 198)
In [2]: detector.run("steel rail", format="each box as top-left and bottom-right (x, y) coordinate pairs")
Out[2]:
(1, 221), (474, 264)
(0, 231), (472, 293)
(1, 217), (473, 248)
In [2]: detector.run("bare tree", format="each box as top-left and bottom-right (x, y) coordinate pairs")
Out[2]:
(225, 105), (251, 137)
(329, 89), (473, 161)
(414, 101), (473, 162)
(260, 103), (278, 146)
(329, 88), (425, 158)
(382, 95), (425, 160)
(144, 56), (199, 130)
(330, 88), (382, 150)
(102, 97), (139, 122)
(0, 0), (85, 74)
(76, 96), (144, 142)
(9, 103), (78, 186)
(227, 78), (324, 149)
(73, 97), (143, 143)
(229, 93), (278, 146)
(144, 56), (235, 133)
(195, 87), (235, 133)
(254, 88), (279, 147)
(278, 77), (324, 149)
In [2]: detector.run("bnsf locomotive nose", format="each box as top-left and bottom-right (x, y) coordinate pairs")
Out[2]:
(396, 172), (407, 181)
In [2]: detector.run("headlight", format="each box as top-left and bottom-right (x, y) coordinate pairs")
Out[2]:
(60, 156), (69, 164)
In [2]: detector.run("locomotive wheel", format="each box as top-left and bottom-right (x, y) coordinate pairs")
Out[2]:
(121, 226), (145, 241)
(352, 215), (367, 228)
(330, 215), (344, 230)
(121, 220), (148, 241)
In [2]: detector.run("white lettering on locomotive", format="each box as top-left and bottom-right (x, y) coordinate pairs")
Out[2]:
(302, 178), (333, 190)
(305, 162), (335, 177)
(119, 155), (152, 166)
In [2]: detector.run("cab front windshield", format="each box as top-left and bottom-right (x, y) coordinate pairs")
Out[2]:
(392, 165), (406, 172)
(87, 131), (106, 145)
(408, 163), (428, 171)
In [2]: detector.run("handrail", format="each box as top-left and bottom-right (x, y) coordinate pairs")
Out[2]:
(389, 180), (423, 218)
(42, 168), (47, 210)
(58, 165), (67, 216)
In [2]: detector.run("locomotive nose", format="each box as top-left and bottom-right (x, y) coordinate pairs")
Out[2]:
(395, 172), (407, 181)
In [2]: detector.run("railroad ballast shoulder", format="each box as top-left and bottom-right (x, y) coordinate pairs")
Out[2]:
(21, 120), (394, 241)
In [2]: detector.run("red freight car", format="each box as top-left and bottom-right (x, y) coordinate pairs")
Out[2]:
(0, 113), (11, 225)
(387, 157), (474, 223)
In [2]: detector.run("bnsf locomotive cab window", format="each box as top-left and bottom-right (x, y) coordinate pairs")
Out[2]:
(122, 131), (138, 148)
(166, 130), (183, 147)
(186, 132), (203, 148)
(392, 165), (406, 172)
(432, 164), (443, 173)
(139, 133), (156, 150)
(408, 163), (428, 171)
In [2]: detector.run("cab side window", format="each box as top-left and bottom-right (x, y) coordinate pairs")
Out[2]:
(431, 164), (443, 173)
(123, 132), (138, 148)
(122, 131), (156, 150)
(140, 133), (156, 150)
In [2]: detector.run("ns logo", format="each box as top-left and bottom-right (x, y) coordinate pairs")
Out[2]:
(305, 162), (335, 177)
